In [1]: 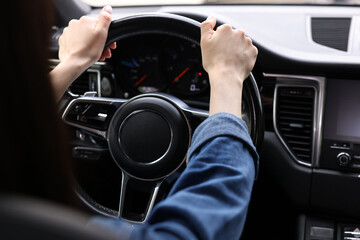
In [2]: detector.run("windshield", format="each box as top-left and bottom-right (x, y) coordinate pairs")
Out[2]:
(81, 0), (360, 7)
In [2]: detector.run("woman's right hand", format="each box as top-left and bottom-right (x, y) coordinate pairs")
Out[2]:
(200, 16), (257, 84)
(200, 16), (258, 118)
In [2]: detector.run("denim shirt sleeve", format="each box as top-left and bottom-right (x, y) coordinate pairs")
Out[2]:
(90, 112), (259, 240)
(187, 112), (259, 178)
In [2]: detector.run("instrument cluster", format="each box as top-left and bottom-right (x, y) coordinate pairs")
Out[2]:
(106, 34), (210, 101)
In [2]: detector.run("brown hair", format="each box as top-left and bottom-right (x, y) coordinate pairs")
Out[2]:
(0, 1), (77, 206)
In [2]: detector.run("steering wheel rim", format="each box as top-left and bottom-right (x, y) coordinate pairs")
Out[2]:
(63, 13), (264, 223)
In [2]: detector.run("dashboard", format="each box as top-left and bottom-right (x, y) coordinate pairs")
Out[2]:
(52, 4), (360, 240)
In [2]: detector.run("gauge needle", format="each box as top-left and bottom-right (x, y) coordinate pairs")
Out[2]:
(172, 67), (190, 84)
(134, 74), (148, 87)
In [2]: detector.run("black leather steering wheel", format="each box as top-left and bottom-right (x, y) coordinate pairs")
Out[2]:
(62, 13), (264, 223)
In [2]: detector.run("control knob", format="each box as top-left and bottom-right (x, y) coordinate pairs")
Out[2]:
(337, 152), (351, 167)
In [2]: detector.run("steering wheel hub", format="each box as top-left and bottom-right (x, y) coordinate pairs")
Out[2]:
(118, 110), (172, 164)
(108, 95), (190, 181)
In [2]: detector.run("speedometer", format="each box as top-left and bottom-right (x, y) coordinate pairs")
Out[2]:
(117, 45), (166, 95)
(165, 41), (209, 95)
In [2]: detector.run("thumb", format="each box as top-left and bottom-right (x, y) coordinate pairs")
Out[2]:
(201, 16), (216, 40)
(96, 5), (112, 31)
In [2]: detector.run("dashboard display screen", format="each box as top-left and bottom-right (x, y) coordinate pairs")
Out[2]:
(324, 79), (360, 142)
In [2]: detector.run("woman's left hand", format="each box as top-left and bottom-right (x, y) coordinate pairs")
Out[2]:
(51, 5), (116, 101)
(58, 5), (116, 70)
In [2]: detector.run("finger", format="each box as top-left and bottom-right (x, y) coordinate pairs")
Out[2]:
(245, 36), (253, 45)
(99, 48), (111, 61)
(253, 45), (258, 57)
(58, 27), (67, 44)
(95, 5), (112, 32)
(108, 42), (117, 49)
(104, 48), (112, 58)
(102, 48), (111, 59)
(235, 29), (245, 37)
(200, 16), (216, 40)
(217, 24), (233, 33)
(68, 19), (78, 27)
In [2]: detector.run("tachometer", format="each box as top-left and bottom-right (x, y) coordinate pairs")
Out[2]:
(165, 41), (209, 95)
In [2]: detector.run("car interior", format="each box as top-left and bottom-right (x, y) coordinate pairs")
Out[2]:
(4, 0), (360, 239)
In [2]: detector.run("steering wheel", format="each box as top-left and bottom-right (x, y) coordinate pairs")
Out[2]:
(62, 13), (264, 223)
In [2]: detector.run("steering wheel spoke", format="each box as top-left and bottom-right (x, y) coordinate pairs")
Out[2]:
(118, 172), (162, 222)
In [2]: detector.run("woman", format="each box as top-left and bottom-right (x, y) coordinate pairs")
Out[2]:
(1, 0), (75, 205)
(0, 2), (114, 206)
(1, 1), (258, 239)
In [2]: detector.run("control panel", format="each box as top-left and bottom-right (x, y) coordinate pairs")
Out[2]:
(320, 140), (360, 172)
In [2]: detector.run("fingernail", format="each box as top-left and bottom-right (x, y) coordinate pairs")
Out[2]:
(207, 16), (215, 21)
(104, 5), (112, 14)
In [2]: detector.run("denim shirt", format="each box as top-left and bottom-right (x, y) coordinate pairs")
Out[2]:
(89, 112), (259, 240)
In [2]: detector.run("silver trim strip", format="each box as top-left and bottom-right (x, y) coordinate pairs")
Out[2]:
(68, 122), (107, 139)
(49, 58), (106, 66)
(330, 146), (350, 150)
(344, 231), (360, 235)
(266, 73), (326, 167)
(118, 172), (162, 224)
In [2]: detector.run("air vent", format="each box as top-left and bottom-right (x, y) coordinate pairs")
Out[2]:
(276, 87), (315, 164)
(311, 17), (351, 52)
(69, 71), (99, 95)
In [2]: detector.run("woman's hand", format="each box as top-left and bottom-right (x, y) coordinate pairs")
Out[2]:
(58, 5), (115, 68)
(200, 16), (258, 118)
(50, 5), (116, 102)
